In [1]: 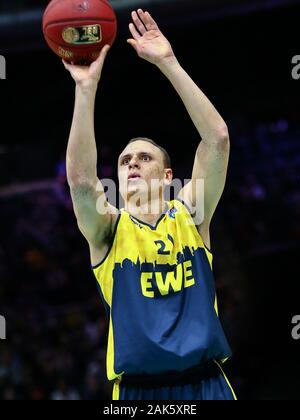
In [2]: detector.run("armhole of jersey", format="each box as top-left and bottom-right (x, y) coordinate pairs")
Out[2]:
(91, 211), (122, 270)
(174, 198), (213, 256)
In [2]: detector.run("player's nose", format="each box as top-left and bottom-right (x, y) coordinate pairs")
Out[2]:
(129, 156), (140, 169)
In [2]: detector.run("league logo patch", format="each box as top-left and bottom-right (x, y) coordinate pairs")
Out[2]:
(168, 207), (178, 219)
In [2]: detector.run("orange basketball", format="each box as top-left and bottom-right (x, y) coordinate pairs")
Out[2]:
(42, 0), (117, 64)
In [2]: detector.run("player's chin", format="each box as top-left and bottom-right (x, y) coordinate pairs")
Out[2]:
(127, 184), (143, 195)
(127, 184), (149, 199)
(127, 178), (144, 189)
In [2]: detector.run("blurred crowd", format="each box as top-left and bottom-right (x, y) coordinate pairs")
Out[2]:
(225, 118), (300, 252)
(0, 117), (299, 399)
(0, 176), (112, 399)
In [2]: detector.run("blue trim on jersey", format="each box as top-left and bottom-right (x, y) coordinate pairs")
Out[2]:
(91, 212), (121, 270)
(176, 198), (213, 254)
(95, 281), (110, 319)
(123, 203), (169, 230)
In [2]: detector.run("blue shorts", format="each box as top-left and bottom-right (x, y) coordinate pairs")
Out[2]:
(113, 361), (236, 401)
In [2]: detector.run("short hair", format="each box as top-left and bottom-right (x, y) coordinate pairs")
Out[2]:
(127, 137), (171, 169)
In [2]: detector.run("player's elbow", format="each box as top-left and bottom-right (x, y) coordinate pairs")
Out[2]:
(67, 175), (84, 190)
(67, 168), (97, 190)
(67, 176), (97, 195)
(215, 124), (230, 144)
(211, 125), (230, 151)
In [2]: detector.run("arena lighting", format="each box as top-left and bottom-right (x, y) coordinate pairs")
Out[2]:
(0, 0), (299, 27)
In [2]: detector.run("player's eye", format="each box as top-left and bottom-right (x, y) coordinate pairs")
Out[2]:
(122, 158), (130, 165)
(141, 155), (151, 161)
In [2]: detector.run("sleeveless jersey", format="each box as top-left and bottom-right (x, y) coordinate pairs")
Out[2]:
(92, 199), (231, 381)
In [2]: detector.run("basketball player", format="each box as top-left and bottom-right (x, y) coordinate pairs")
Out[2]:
(63, 9), (236, 400)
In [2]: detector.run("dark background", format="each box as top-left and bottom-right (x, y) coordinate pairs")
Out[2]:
(0, 0), (300, 400)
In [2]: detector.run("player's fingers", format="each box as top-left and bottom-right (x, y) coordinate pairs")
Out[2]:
(127, 39), (137, 51)
(145, 11), (159, 30)
(131, 10), (146, 35)
(101, 44), (110, 57)
(62, 59), (71, 70)
(129, 22), (141, 40)
(139, 9), (151, 30)
(95, 44), (110, 65)
(101, 44), (110, 59)
(103, 44), (111, 54)
(137, 9), (149, 30)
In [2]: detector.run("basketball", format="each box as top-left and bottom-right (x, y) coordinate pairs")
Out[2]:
(42, 0), (117, 64)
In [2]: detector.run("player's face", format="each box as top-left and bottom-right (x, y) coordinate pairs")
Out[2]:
(118, 141), (171, 203)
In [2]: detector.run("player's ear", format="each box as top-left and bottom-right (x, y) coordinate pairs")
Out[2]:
(163, 168), (173, 186)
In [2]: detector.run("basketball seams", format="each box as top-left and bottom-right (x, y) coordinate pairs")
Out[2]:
(43, 0), (117, 24)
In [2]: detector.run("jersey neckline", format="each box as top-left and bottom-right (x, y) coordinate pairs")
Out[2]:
(122, 201), (171, 231)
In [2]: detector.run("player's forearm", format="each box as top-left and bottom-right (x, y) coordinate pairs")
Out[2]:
(158, 59), (229, 144)
(67, 82), (98, 186)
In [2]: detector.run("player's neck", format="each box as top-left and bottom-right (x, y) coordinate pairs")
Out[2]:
(125, 198), (168, 227)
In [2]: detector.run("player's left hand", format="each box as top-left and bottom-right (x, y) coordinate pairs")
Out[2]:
(127, 9), (176, 66)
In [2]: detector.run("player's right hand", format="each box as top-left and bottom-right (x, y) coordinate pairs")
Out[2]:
(62, 44), (110, 86)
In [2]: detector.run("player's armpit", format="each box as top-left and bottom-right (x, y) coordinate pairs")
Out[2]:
(69, 177), (118, 248)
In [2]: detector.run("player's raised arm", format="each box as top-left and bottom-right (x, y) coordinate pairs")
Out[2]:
(63, 46), (117, 255)
(127, 9), (230, 239)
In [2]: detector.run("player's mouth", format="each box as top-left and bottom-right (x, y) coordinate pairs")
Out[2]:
(128, 172), (141, 181)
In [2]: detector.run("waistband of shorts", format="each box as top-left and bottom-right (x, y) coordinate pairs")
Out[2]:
(119, 360), (220, 388)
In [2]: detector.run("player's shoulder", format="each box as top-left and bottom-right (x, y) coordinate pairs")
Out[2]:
(88, 204), (120, 249)
(111, 208), (121, 229)
(173, 197), (211, 249)
(171, 197), (192, 216)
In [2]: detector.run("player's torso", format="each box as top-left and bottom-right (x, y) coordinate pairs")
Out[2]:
(93, 200), (231, 378)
